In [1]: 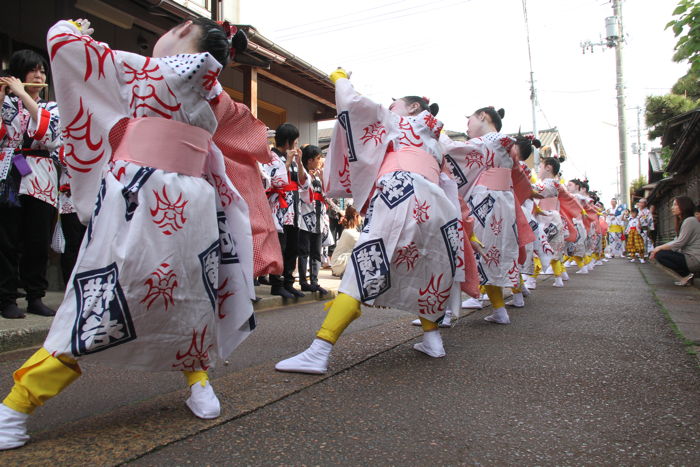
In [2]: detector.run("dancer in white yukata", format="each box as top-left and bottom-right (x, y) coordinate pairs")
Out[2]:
(533, 157), (569, 287)
(0, 18), (256, 450)
(276, 69), (462, 374)
(606, 198), (626, 258)
(440, 107), (522, 325)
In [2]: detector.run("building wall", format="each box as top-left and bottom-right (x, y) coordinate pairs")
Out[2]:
(654, 164), (700, 244)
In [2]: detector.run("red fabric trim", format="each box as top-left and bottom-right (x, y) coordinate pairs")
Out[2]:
(33, 108), (51, 141)
(266, 181), (299, 209)
(0, 123), (6, 140)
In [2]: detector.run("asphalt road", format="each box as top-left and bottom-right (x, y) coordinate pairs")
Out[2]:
(1, 259), (698, 466)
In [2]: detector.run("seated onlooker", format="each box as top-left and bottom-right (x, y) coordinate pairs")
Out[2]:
(650, 196), (700, 286)
(330, 205), (361, 277)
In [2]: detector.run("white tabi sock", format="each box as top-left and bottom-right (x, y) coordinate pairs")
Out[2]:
(484, 307), (510, 324)
(275, 338), (332, 374)
(461, 297), (483, 309)
(506, 292), (525, 308)
(413, 330), (446, 357)
(0, 404), (30, 450)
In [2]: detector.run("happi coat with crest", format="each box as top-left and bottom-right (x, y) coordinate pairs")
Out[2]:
(324, 78), (463, 321)
(41, 20), (255, 371)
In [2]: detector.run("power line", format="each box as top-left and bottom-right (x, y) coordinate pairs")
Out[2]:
(276, 0), (470, 41)
(271, 0), (409, 33)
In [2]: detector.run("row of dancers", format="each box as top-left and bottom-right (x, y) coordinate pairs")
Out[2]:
(0, 18), (604, 450)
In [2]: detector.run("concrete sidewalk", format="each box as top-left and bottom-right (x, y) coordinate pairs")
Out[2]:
(0, 268), (342, 353)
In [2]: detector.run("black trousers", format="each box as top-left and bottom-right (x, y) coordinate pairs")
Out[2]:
(0, 195), (57, 304)
(60, 212), (87, 285)
(655, 250), (690, 277)
(270, 224), (300, 288)
(298, 229), (322, 285)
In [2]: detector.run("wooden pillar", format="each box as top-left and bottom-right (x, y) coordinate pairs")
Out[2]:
(243, 66), (258, 118)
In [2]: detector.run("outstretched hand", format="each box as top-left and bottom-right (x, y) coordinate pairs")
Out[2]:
(69, 18), (94, 35)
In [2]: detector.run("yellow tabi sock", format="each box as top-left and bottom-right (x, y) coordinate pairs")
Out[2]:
(3, 348), (82, 414)
(183, 370), (209, 388)
(533, 256), (542, 278)
(551, 259), (564, 277)
(316, 293), (362, 344)
(484, 285), (505, 309)
(419, 317), (439, 332)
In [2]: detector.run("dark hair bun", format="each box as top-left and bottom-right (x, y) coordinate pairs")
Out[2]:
(532, 138), (542, 149)
(497, 108), (505, 119)
(231, 29), (248, 54)
(429, 103), (439, 116)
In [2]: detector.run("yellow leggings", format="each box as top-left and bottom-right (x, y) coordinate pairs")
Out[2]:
(532, 256), (542, 278)
(3, 348), (209, 414)
(551, 259), (564, 277)
(316, 293), (437, 345)
(571, 256), (585, 268)
(484, 285), (505, 309)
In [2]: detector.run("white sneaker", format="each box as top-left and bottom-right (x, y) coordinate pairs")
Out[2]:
(630, 258), (636, 263)
(484, 307), (510, 324)
(186, 380), (221, 419)
(553, 277), (564, 287)
(602, 258), (609, 262)
(461, 297), (483, 309)
(640, 258), (646, 264)
(413, 330), (446, 357)
(561, 271), (570, 281)
(0, 404), (29, 450)
(275, 338), (332, 374)
(506, 292), (525, 308)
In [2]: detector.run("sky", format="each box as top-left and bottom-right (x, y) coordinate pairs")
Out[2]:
(240, 0), (689, 205)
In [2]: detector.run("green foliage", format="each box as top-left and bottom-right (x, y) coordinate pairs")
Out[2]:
(644, 93), (698, 139)
(666, 0), (700, 73)
(660, 146), (674, 168)
(630, 175), (648, 193)
(671, 70), (700, 99)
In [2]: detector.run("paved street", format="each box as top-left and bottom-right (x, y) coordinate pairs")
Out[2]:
(1, 259), (699, 466)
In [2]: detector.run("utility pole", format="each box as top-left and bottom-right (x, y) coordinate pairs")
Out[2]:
(521, 0), (539, 166)
(580, 0), (629, 206)
(613, 0), (629, 206)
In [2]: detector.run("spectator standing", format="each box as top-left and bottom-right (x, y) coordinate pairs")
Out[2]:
(298, 145), (329, 295)
(0, 50), (62, 319)
(262, 123), (308, 298)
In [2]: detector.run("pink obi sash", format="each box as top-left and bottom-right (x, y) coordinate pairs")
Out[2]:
(475, 167), (512, 190)
(378, 147), (439, 184)
(112, 117), (210, 177)
(476, 167), (534, 251)
(539, 197), (560, 211)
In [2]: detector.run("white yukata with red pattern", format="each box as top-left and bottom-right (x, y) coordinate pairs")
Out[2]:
(1, 96), (61, 207)
(533, 178), (566, 260)
(42, 21), (255, 371)
(324, 78), (462, 321)
(441, 132), (520, 288)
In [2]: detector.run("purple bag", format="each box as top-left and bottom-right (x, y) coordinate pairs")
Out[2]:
(13, 154), (32, 177)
